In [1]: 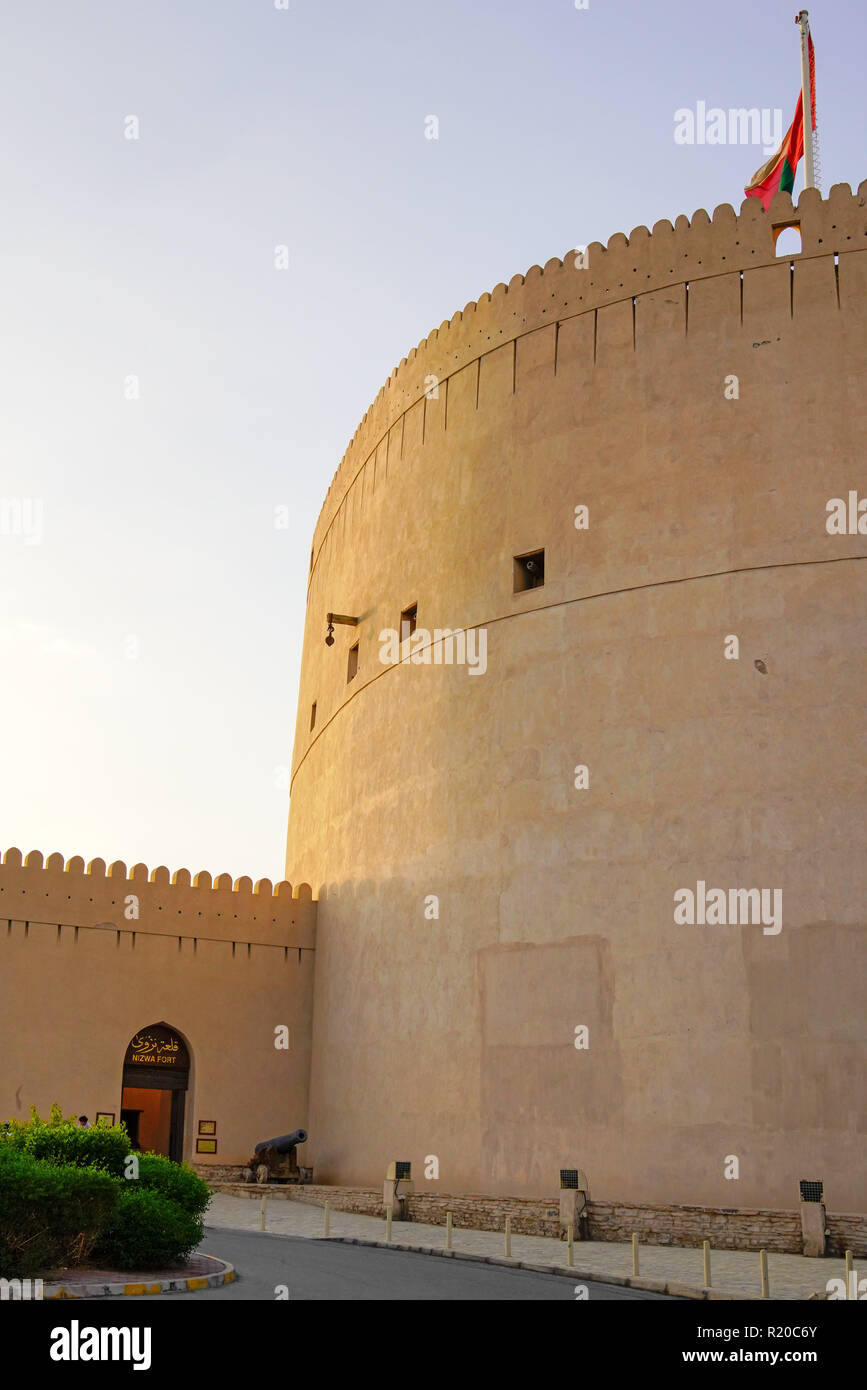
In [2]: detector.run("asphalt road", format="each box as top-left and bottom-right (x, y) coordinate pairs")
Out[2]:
(148, 1227), (677, 1300)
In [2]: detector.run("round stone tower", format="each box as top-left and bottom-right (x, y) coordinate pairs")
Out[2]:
(287, 183), (866, 1209)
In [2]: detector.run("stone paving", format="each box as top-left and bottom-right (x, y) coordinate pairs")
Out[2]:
(204, 1192), (855, 1300)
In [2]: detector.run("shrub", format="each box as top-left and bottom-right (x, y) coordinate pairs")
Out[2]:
(0, 1106), (206, 1276)
(92, 1188), (203, 1271)
(133, 1153), (211, 1220)
(2, 1105), (130, 1176)
(0, 1146), (118, 1278)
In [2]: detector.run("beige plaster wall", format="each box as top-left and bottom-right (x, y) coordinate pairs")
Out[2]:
(286, 184), (867, 1209)
(0, 850), (316, 1167)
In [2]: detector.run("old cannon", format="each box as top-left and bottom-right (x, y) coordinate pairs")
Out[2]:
(244, 1129), (312, 1185)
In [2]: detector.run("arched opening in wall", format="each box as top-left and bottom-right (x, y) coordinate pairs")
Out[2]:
(120, 1022), (190, 1163)
(773, 223), (802, 256)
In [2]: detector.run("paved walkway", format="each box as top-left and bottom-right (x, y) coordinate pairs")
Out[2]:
(205, 1192), (853, 1300)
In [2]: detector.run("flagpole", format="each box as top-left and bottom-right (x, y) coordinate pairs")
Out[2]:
(797, 9), (815, 189)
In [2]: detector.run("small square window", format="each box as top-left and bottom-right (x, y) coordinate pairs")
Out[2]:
(799, 1180), (824, 1204)
(309, 701), (317, 731)
(347, 642), (359, 683)
(514, 550), (544, 592)
(400, 603), (418, 642)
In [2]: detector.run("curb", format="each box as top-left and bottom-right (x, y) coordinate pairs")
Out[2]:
(324, 1236), (773, 1300)
(42, 1254), (236, 1300)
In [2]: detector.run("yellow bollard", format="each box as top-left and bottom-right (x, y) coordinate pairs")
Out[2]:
(445, 1212), (452, 1249)
(703, 1240), (711, 1288)
(504, 1216), (511, 1258)
(845, 1250), (853, 1300)
(323, 1200), (330, 1237)
(760, 1249), (769, 1299)
(632, 1232), (639, 1276)
(567, 1222), (574, 1268)
(259, 1194), (266, 1231)
(385, 1207), (392, 1243)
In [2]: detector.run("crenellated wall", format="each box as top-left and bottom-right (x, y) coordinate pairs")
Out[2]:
(0, 849), (317, 1166)
(287, 182), (867, 1210)
(0, 845), (315, 940)
(308, 182), (867, 585)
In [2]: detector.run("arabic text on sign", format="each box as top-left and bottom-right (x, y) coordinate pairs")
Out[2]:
(129, 1035), (181, 1062)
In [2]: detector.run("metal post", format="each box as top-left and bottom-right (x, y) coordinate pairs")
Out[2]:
(797, 10), (815, 189)
(703, 1239), (712, 1288)
(385, 1207), (392, 1243)
(445, 1212), (452, 1249)
(760, 1249), (769, 1299)
(567, 1222), (574, 1268)
(632, 1232), (639, 1276)
(323, 1200), (330, 1236)
(259, 1194), (266, 1231)
(504, 1216), (511, 1257)
(845, 1249), (853, 1300)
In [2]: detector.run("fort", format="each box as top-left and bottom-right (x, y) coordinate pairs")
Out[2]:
(284, 178), (866, 1217)
(1, 179), (865, 1246)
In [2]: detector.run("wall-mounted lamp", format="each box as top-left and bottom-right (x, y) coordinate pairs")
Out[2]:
(325, 612), (359, 647)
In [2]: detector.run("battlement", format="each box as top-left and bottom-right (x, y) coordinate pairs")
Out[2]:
(311, 181), (867, 574)
(0, 847), (316, 947)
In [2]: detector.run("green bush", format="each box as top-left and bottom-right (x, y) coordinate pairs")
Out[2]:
(0, 1105), (206, 1275)
(92, 1187), (203, 1271)
(133, 1153), (211, 1220)
(0, 1146), (118, 1278)
(2, 1105), (130, 1177)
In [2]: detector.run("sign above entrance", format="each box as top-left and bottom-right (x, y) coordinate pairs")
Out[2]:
(124, 1024), (189, 1069)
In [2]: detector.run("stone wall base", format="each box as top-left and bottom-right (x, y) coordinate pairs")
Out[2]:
(197, 1171), (867, 1258)
(195, 1163), (249, 1184)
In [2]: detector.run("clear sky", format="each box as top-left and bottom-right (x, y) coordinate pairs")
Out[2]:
(1, 0), (863, 883)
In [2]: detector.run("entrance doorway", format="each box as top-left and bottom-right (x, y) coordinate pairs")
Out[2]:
(121, 1023), (190, 1162)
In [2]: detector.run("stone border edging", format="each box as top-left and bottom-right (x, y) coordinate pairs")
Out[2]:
(325, 1236), (776, 1301)
(42, 1254), (236, 1300)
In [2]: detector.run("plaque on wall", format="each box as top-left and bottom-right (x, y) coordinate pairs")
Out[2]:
(196, 1138), (218, 1154)
(95, 1112), (115, 1125)
(198, 1120), (216, 1136)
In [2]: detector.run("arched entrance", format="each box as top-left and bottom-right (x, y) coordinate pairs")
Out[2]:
(120, 1023), (190, 1162)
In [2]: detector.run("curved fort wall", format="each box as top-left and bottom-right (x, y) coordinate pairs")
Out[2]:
(0, 849), (316, 1165)
(286, 184), (867, 1208)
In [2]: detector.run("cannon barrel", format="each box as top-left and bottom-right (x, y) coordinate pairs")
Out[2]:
(254, 1129), (308, 1155)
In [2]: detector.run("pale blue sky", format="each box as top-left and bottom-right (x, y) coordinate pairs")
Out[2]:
(1, 0), (863, 882)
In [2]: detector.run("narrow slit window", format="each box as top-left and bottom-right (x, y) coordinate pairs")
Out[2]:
(310, 701), (317, 731)
(514, 550), (545, 592)
(347, 642), (359, 683)
(400, 603), (418, 643)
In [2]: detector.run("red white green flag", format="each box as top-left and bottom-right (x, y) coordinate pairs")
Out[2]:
(744, 33), (815, 210)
